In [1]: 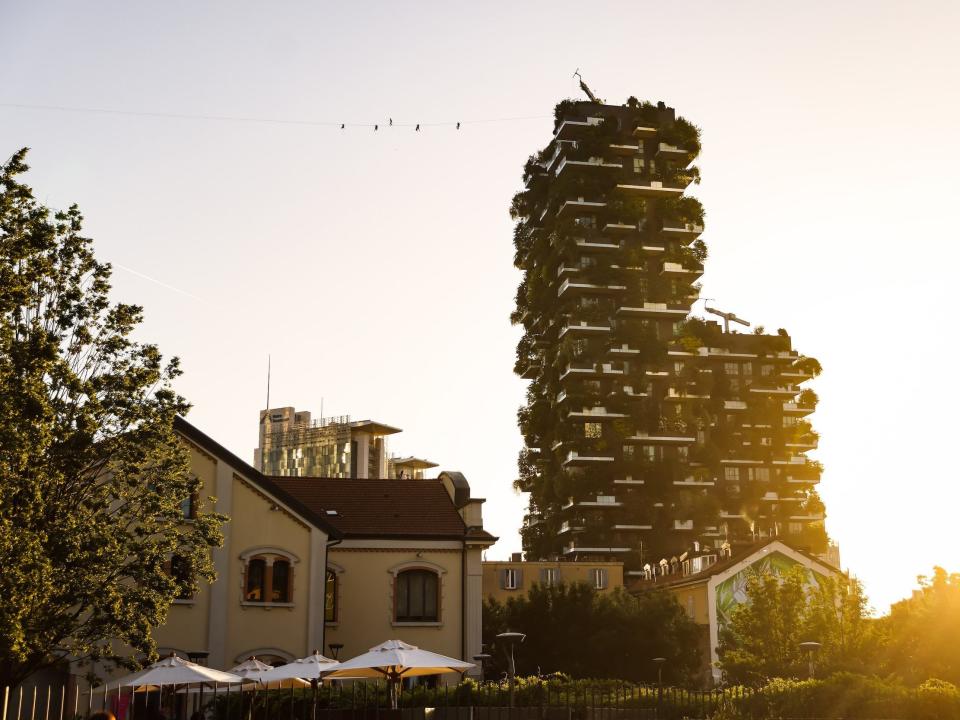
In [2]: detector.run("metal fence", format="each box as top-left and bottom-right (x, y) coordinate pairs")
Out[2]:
(5, 679), (953, 720)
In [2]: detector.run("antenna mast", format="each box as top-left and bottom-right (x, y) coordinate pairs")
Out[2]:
(265, 355), (271, 411)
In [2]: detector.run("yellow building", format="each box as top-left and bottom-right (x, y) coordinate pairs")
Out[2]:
(151, 418), (495, 674)
(482, 557), (624, 604)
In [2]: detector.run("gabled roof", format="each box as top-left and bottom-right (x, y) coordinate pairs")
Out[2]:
(269, 476), (472, 540)
(173, 416), (342, 539)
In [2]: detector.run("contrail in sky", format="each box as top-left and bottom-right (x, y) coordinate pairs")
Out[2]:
(113, 263), (205, 302)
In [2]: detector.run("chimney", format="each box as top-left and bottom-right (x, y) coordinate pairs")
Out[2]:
(511, 552), (523, 562)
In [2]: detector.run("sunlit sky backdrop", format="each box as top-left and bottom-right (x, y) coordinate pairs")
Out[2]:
(2, 1), (958, 612)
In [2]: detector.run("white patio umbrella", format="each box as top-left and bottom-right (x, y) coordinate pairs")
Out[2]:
(325, 640), (474, 709)
(113, 655), (244, 689)
(178, 657), (311, 693)
(258, 651), (340, 683)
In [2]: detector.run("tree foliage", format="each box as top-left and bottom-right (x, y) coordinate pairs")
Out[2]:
(0, 148), (224, 687)
(878, 567), (960, 686)
(483, 582), (702, 684)
(718, 567), (875, 686)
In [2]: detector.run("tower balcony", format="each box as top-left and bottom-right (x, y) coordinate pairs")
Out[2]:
(557, 263), (580, 278)
(559, 321), (612, 338)
(563, 450), (615, 466)
(661, 262), (704, 280)
(562, 495), (623, 509)
(674, 519), (695, 531)
(674, 477), (715, 487)
(556, 157), (623, 175)
(780, 369), (813, 383)
(568, 406), (629, 420)
(557, 198), (607, 217)
(616, 181), (685, 199)
(559, 362), (626, 381)
(624, 432), (696, 445)
(603, 222), (637, 233)
(783, 401), (815, 416)
(575, 238), (620, 251)
(749, 386), (798, 397)
(724, 400), (748, 410)
(633, 126), (658, 139)
(608, 142), (642, 155)
(558, 279), (626, 297)
(554, 116), (605, 140)
(613, 524), (653, 531)
(617, 302), (689, 319)
(661, 222), (704, 242)
(518, 361), (540, 380)
(558, 521), (585, 535)
(656, 142), (691, 163)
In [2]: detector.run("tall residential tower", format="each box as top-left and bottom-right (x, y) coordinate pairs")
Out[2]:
(511, 98), (827, 579)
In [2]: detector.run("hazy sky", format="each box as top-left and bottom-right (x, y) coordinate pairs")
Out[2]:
(2, 1), (958, 612)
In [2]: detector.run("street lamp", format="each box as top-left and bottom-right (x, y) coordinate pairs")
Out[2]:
(472, 653), (492, 683)
(328, 643), (344, 660)
(798, 641), (821, 679)
(652, 658), (666, 718)
(496, 631), (526, 708)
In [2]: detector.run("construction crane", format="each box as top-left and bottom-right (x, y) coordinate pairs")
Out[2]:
(705, 305), (751, 334)
(573, 69), (600, 103)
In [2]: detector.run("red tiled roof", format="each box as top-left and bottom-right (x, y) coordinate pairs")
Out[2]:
(268, 477), (468, 540)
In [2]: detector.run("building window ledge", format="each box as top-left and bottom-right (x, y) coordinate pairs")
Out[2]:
(172, 599), (196, 606)
(324, 621), (340, 627)
(240, 601), (295, 610)
(392, 621), (442, 627)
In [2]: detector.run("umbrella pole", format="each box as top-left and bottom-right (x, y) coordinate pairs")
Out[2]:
(310, 679), (318, 720)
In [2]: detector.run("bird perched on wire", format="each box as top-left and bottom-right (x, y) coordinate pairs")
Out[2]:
(456, 122), (461, 130)
(340, 124), (344, 129)
(415, 124), (420, 131)
(389, 118), (393, 126)
(374, 124), (378, 131)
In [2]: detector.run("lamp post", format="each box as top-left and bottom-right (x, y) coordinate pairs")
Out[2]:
(472, 654), (492, 683)
(798, 641), (821, 679)
(496, 632), (526, 709)
(652, 657), (666, 718)
(328, 643), (344, 660)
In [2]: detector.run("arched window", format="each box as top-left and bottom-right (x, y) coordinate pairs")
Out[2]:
(396, 570), (439, 622)
(241, 549), (298, 606)
(245, 558), (267, 601)
(325, 569), (338, 623)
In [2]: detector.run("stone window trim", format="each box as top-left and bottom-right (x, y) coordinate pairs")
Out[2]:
(389, 561), (445, 626)
(240, 547), (300, 607)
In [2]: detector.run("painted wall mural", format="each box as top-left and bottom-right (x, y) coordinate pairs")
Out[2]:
(715, 551), (826, 627)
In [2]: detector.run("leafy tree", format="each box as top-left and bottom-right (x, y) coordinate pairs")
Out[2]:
(718, 567), (808, 684)
(483, 582), (702, 684)
(0, 149), (224, 688)
(878, 567), (960, 685)
(802, 573), (876, 675)
(719, 567), (877, 686)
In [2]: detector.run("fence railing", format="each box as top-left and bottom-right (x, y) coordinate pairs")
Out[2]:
(6, 679), (955, 720)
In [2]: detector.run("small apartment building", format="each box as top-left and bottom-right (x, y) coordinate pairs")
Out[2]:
(483, 557), (624, 604)
(630, 539), (839, 684)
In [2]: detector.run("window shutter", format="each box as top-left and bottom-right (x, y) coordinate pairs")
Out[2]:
(540, 569), (550, 584)
(599, 568), (608, 589)
(499, 569), (507, 589)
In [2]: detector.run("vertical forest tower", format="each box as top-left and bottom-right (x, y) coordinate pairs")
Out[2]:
(512, 97), (828, 579)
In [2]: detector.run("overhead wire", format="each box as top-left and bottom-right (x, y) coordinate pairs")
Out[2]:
(0, 102), (550, 130)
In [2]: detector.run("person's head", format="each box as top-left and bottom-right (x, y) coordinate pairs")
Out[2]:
(90, 712), (116, 720)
